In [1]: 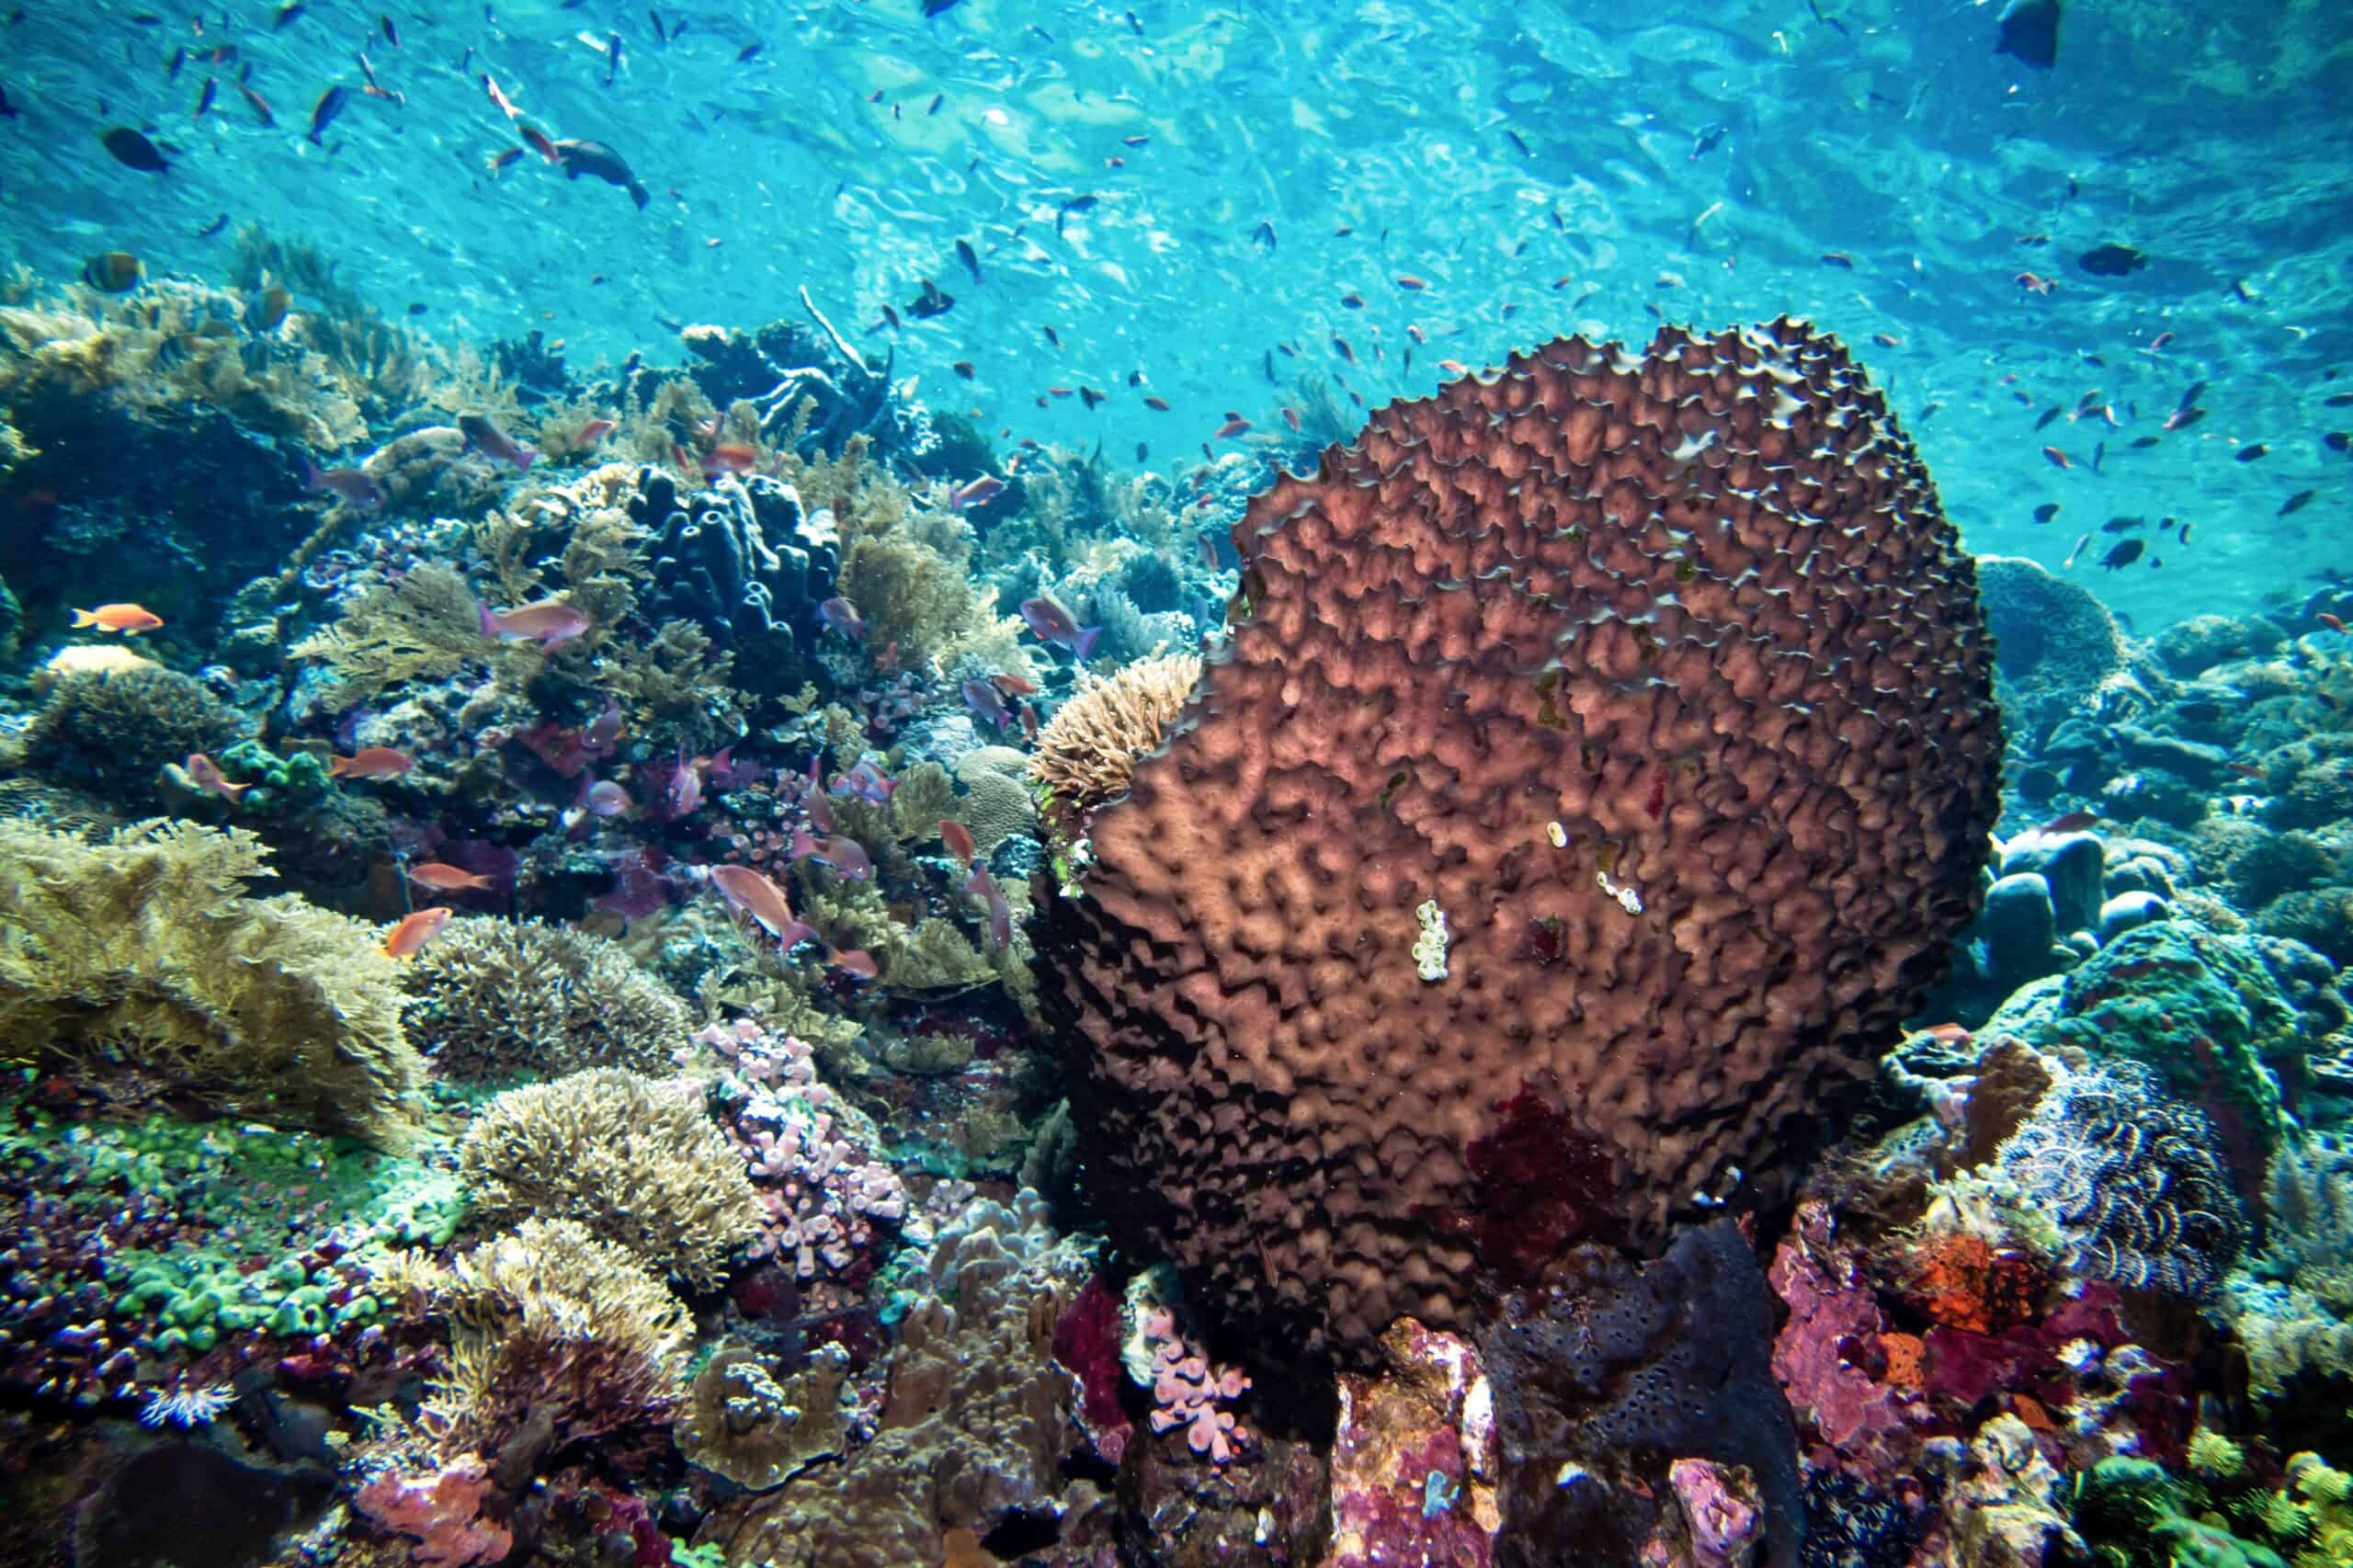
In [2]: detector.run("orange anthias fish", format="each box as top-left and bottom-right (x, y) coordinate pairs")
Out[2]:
(939, 819), (976, 865)
(329, 746), (415, 781)
(406, 861), (494, 892)
(72, 603), (165, 634)
(708, 864), (817, 954)
(480, 598), (593, 645)
(827, 948), (879, 980)
(183, 752), (250, 803)
(381, 906), (453, 960)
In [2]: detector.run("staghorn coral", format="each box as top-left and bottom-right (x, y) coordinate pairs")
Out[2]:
(0, 818), (422, 1145)
(23, 665), (247, 798)
(398, 916), (692, 1081)
(388, 1217), (691, 1460)
(457, 1067), (762, 1290)
(1027, 653), (1202, 832)
(1035, 321), (2002, 1358)
(676, 1345), (852, 1491)
(292, 562), (491, 712)
(1995, 1060), (2245, 1301)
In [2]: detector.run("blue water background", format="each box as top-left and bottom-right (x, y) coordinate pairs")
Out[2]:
(4, 0), (2347, 630)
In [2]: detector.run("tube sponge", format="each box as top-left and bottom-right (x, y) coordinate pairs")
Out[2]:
(0, 817), (423, 1146)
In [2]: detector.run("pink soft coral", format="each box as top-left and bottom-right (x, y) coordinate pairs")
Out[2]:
(1142, 1307), (1252, 1464)
(354, 1458), (513, 1568)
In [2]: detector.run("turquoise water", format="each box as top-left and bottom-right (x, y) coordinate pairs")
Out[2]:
(9, 0), (2346, 626)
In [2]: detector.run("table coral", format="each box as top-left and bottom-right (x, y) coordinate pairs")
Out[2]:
(0, 817), (423, 1146)
(457, 1067), (763, 1290)
(1035, 321), (2002, 1358)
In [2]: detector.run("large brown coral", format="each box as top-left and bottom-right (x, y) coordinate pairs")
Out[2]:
(1034, 321), (2002, 1360)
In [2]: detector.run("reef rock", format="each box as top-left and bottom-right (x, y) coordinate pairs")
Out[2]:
(1036, 321), (2003, 1358)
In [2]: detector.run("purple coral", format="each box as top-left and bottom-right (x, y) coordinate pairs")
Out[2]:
(1142, 1307), (1252, 1464)
(694, 1020), (908, 1281)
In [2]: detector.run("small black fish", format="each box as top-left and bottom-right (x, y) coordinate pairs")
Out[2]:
(2237, 443), (2269, 462)
(306, 85), (348, 142)
(1250, 219), (1276, 250)
(2034, 406), (2063, 430)
(736, 41), (760, 62)
(2281, 490), (2316, 516)
(273, 1), (304, 28)
(923, 0), (962, 13)
(1506, 128), (1531, 156)
(1135, 441), (1148, 461)
(1080, 387), (1106, 410)
(167, 46), (186, 77)
(1127, 9), (1142, 32)
(100, 125), (169, 172)
(1041, 324), (1060, 348)
(0, 81), (17, 118)
(1263, 348), (1275, 383)
(2179, 521), (2193, 546)
(2129, 436), (2161, 449)
(605, 33), (621, 84)
(648, 8), (665, 43)
(193, 76), (216, 118)
(1055, 193), (1097, 235)
(2099, 539), (2144, 570)
(926, 93), (942, 116)
(2093, 441), (2106, 472)
(195, 211), (229, 237)
(2101, 515), (2144, 533)
(1806, 0), (1851, 36)
(908, 278), (953, 318)
(2325, 392), (2353, 408)
(2325, 431), (2349, 453)
(406, 301), (426, 315)
(1995, 0), (2060, 68)
(2078, 243), (2147, 277)
(1689, 122), (1729, 160)
(955, 238), (980, 282)
(2033, 502), (2060, 523)
(381, 15), (397, 45)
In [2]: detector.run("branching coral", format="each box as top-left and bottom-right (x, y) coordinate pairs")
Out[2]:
(292, 562), (491, 712)
(1026, 652), (1201, 828)
(456, 1068), (762, 1289)
(387, 1217), (692, 1460)
(23, 665), (247, 798)
(399, 916), (692, 1081)
(0, 818), (422, 1145)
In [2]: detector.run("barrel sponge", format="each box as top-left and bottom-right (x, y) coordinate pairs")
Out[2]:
(0, 817), (422, 1146)
(1034, 320), (2003, 1360)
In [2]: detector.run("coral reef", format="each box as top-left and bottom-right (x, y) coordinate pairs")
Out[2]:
(0, 818), (422, 1145)
(1036, 322), (2002, 1358)
(631, 466), (840, 681)
(1976, 553), (2134, 708)
(456, 1068), (762, 1290)
(676, 1344), (852, 1491)
(399, 916), (692, 1081)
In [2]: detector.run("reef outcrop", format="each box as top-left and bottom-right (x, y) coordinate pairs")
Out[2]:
(1035, 321), (2003, 1359)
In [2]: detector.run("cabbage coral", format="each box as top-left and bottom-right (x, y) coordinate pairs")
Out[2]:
(0, 818), (423, 1146)
(457, 1068), (761, 1289)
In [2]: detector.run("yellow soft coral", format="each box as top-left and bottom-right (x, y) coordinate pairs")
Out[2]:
(1027, 652), (1202, 827)
(0, 818), (422, 1145)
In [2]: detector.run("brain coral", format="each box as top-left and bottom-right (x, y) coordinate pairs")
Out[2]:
(1035, 320), (2002, 1358)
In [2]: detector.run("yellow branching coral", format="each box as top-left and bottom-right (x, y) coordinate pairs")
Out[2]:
(399, 917), (691, 1081)
(391, 1218), (691, 1460)
(292, 562), (490, 711)
(1027, 652), (1203, 824)
(457, 1068), (760, 1290)
(0, 819), (423, 1146)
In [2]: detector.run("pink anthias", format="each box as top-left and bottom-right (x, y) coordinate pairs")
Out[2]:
(1143, 1306), (1251, 1464)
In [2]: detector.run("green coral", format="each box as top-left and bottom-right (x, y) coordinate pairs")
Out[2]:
(0, 1089), (461, 1358)
(24, 665), (246, 798)
(456, 1068), (760, 1290)
(209, 737), (335, 813)
(2043, 922), (2300, 1162)
(399, 916), (692, 1082)
(0, 818), (424, 1146)
(2075, 1448), (2353, 1568)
